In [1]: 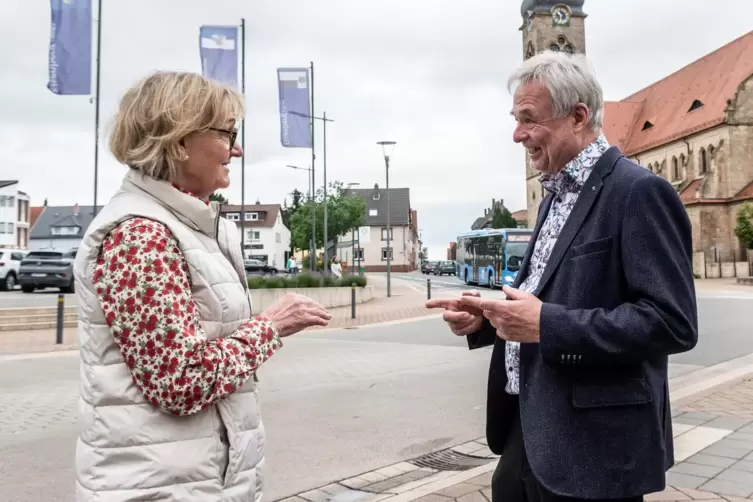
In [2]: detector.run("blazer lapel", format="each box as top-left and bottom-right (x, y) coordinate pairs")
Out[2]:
(532, 147), (622, 296)
(512, 193), (553, 289)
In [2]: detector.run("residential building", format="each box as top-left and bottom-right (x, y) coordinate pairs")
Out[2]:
(220, 202), (290, 268)
(337, 184), (418, 272)
(511, 209), (528, 228)
(519, 2), (753, 273)
(29, 203), (100, 251)
(0, 180), (31, 249)
(447, 242), (457, 261)
(470, 198), (518, 230)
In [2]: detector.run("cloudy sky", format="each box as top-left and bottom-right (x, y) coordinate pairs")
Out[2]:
(0, 1), (750, 259)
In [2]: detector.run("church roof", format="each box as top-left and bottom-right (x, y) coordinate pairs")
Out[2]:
(521, 0), (585, 18)
(603, 30), (753, 156)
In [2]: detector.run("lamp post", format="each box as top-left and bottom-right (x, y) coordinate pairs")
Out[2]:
(345, 182), (360, 273)
(377, 141), (396, 297)
(286, 164), (314, 268)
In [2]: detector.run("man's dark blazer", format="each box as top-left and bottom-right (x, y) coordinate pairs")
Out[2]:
(467, 146), (698, 499)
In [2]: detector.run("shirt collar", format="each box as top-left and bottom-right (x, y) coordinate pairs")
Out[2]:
(539, 134), (610, 195)
(172, 184), (210, 205)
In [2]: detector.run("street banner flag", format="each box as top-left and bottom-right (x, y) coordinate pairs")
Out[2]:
(199, 25), (239, 88)
(277, 68), (312, 148)
(48, 0), (92, 95)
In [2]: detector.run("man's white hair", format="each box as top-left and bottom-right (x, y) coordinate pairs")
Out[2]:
(508, 51), (604, 129)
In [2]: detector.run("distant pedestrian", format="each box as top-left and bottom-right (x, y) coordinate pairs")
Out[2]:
(72, 70), (331, 501)
(330, 256), (343, 279)
(287, 256), (298, 275)
(427, 51), (698, 502)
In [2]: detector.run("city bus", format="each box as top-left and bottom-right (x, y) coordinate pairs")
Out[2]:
(455, 228), (534, 288)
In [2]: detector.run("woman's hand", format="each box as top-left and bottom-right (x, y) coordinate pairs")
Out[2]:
(262, 293), (332, 337)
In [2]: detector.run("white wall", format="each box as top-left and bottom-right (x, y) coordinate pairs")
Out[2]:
(29, 237), (81, 252)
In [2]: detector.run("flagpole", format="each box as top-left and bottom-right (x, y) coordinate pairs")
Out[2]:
(240, 18), (246, 257)
(92, 0), (103, 217)
(309, 61), (316, 271)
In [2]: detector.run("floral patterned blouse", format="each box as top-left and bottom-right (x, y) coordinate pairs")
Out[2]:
(93, 206), (282, 416)
(504, 134), (610, 395)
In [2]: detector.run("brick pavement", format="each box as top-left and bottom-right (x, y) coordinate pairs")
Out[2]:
(278, 375), (753, 502)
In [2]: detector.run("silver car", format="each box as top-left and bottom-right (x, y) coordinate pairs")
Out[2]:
(18, 248), (77, 293)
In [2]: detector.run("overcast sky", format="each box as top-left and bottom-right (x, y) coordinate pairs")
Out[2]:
(0, 1), (750, 259)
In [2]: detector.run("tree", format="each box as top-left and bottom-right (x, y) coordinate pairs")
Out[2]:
(491, 205), (518, 229)
(281, 189), (304, 230)
(289, 181), (366, 251)
(209, 192), (228, 204)
(735, 202), (753, 250)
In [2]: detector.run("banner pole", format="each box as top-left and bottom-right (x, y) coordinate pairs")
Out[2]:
(92, 0), (102, 217)
(310, 61), (316, 271)
(240, 18), (246, 257)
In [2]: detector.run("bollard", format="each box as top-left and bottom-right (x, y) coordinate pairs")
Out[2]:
(56, 293), (65, 344)
(351, 283), (356, 319)
(427, 278), (431, 300)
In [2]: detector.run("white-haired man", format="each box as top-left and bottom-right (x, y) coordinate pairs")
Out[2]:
(428, 51), (698, 501)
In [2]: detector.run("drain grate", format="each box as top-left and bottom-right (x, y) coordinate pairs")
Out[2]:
(409, 448), (492, 471)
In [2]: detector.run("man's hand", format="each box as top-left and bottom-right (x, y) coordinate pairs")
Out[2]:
(425, 291), (484, 336)
(460, 285), (542, 343)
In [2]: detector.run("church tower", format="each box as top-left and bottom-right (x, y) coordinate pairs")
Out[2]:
(520, 1), (588, 227)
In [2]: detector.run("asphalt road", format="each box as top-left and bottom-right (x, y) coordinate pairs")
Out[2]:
(1, 289), (752, 501)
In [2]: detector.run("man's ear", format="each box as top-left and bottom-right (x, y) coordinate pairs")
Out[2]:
(572, 103), (590, 132)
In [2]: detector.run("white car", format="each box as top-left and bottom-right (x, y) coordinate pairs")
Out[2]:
(0, 248), (28, 291)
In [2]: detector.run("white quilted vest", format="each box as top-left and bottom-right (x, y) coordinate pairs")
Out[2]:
(73, 169), (265, 502)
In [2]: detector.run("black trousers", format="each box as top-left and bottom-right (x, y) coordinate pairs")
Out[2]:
(491, 406), (643, 502)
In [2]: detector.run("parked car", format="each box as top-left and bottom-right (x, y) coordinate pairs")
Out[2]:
(432, 260), (457, 276)
(18, 248), (77, 293)
(0, 248), (27, 291)
(244, 259), (279, 277)
(421, 261), (437, 274)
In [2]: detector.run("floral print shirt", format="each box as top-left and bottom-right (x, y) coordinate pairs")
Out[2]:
(93, 216), (282, 416)
(504, 134), (610, 395)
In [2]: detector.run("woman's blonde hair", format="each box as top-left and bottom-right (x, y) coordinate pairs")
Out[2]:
(109, 71), (245, 183)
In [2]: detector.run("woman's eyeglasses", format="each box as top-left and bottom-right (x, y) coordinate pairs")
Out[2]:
(210, 127), (238, 149)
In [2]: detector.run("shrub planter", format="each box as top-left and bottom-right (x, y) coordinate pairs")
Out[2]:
(249, 285), (374, 315)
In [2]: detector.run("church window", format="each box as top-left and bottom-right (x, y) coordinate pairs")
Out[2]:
(699, 148), (708, 174)
(642, 121), (654, 130)
(550, 43), (560, 51)
(526, 42), (535, 59)
(564, 44), (574, 53)
(672, 157), (679, 180)
(688, 99), (703, 112)
(557, 36), (567, 45)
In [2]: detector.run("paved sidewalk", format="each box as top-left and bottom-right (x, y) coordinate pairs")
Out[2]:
(278, 374), (753, 502)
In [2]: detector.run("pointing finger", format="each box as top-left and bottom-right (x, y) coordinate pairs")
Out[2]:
(425, 298), (457, 310)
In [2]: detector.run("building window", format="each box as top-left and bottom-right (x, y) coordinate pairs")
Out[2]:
(0, 222), (5, 233)
(672, 157), (679, 181)
(7, 223), (13, 234)
(275, 232), (281, 243)
(244, 212), (259, 221)
(6, 196), (14, 207)
(50, 225), (80, 236)
(369, 209), (377, 216)
(381, 228), (393, 240)
(381, 248), (393, 261)
(699, 148), (708, 174)
(226, 213), (240, 221)
(354, 248), (364, 261)
(688, 99), (703, 112)
(245, 230), (260, 242)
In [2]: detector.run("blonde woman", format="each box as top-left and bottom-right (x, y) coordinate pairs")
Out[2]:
(73, 71), (331, 501)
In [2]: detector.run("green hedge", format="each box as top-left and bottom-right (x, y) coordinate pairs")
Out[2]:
(247, 273), (368, 290)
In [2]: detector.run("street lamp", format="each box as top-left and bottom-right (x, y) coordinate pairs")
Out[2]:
(286, 164), (315, 269)
(345, 182), (361, 274)
(377, 140), (396, 297)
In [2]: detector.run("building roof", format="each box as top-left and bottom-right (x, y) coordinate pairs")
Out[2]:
(603, 30), (753, 156)
(220, 203), (281, 228)
(348, 184), (411, 226)
(30, 206), (45, 229)
(511, 209), (528, 222)
(30, 204), (102, 240)
(0, 180), (18, 189)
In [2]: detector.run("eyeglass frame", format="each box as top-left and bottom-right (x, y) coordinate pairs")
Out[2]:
(209, 127), (238, 150)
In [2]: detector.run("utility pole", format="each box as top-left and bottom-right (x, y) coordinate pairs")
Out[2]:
(322, 111), (334, 270)
(92, 0), (103, 216)
(377, 141), (396, 297)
